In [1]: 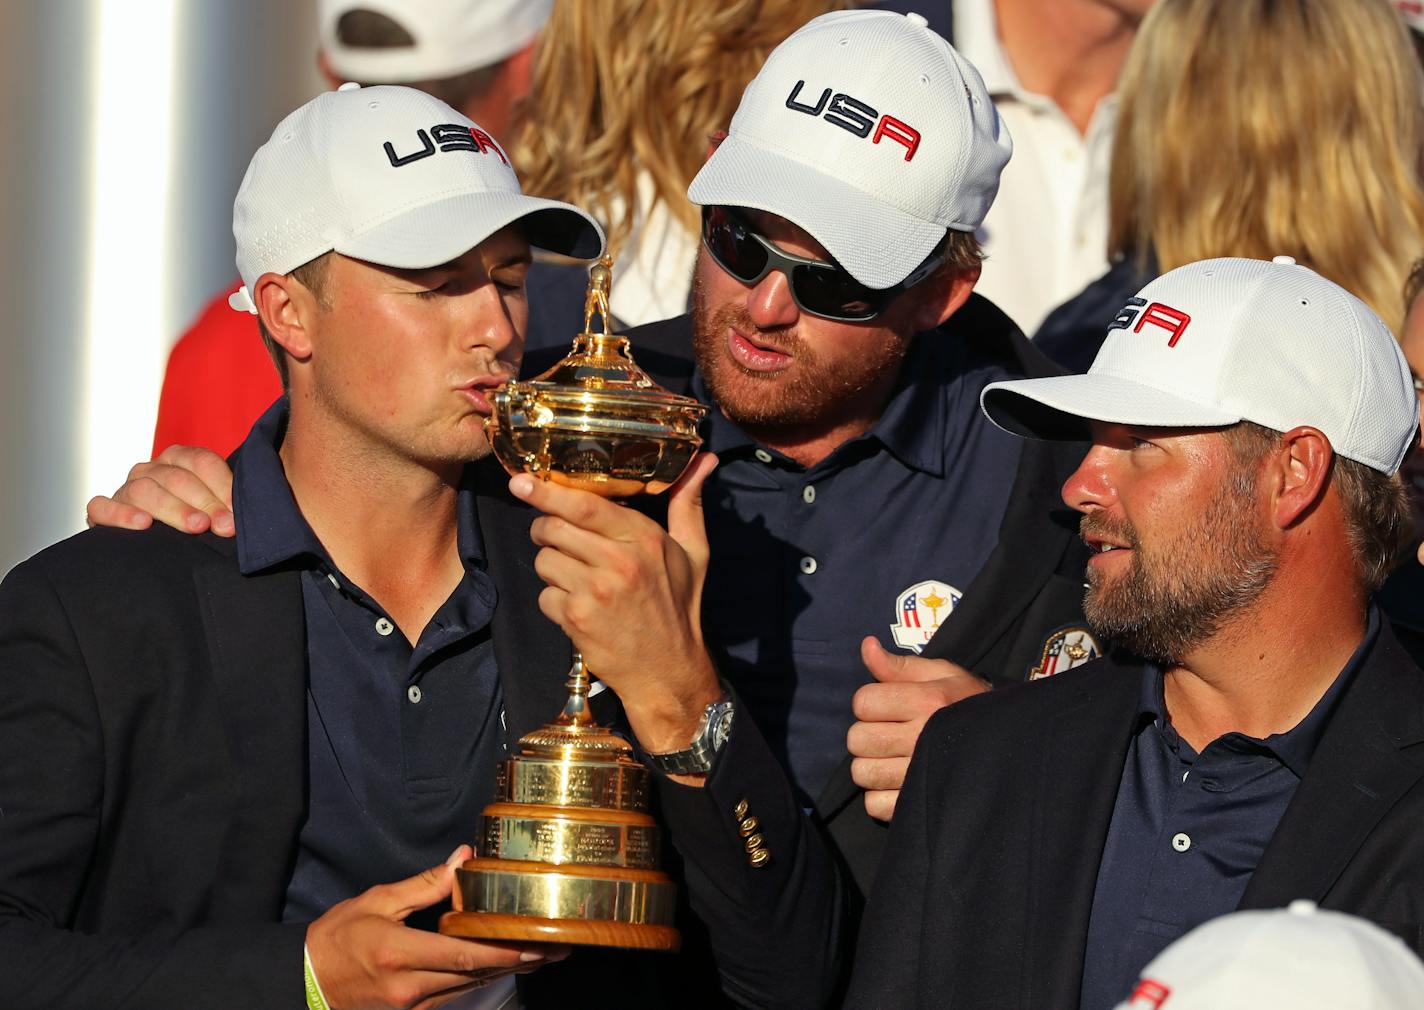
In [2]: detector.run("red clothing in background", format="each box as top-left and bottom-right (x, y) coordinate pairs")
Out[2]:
(153, 284), (281, 457)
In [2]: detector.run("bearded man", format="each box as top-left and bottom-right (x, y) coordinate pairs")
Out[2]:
(846, 256), (1424, 1009)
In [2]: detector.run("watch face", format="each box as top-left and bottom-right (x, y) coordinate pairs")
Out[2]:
(710, 705), (735, 748)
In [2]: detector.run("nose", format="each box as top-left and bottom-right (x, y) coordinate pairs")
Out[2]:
(1062, 444), (1118, 515)
(746, 268), (800, 329)
(463, 278), (521, 358)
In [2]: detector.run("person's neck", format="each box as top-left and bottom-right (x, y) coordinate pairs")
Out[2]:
(993, 0), (1137, 135)
(733, 362), (904, 468)
(1161, 564), (1368, 752)
(279, 398), (466, 643)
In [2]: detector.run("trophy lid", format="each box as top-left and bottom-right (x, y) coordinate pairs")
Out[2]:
(516, 253), (702, 413)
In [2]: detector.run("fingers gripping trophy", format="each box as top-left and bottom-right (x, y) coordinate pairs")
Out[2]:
(439, 257), (707, 950)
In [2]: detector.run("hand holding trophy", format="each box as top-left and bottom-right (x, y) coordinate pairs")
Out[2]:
(439, 256), (709, 951)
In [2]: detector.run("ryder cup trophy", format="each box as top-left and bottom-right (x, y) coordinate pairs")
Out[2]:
(439, 256), (707, 951)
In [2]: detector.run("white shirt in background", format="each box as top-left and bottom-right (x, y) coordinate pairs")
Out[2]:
(609, 171), (699, 328)
(954, 0), (1116, 335)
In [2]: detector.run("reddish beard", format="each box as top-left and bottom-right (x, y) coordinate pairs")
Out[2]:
(690, 275), (910, 429)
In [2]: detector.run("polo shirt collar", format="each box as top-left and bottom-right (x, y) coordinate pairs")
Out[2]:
(233, 397), (488, 577)
(1137, 604), (1382, 778)
(689, 333), (948, 477)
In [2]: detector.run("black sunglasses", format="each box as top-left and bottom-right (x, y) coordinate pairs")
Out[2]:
(700, 205), (943, 323)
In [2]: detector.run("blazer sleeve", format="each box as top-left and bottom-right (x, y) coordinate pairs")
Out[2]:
(0, 557), (305, 1010)
(651, 689), (849, 1010)
(842, 706), (943, 1008)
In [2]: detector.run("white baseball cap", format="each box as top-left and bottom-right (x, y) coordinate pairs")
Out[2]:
(230, 83), (603, 314)
(686, 9), (1012, 290)
(319, 0), (552, 82)
(980, 256), (1418, 474)
(1114, 901), (1424, 1010)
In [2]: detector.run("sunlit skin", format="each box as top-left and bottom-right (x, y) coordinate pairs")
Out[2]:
(254, 227), (531, 640)
(1063, 420), (1365, 751)
(996, 0), (1152, 134)
(691, 209), (975, 468)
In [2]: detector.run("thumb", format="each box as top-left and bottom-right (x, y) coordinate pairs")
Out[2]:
(370, 844), (472, 921)
(860, 636), (947, 684)
(667, 452), (718, 569)
(861, 636), (910, 683)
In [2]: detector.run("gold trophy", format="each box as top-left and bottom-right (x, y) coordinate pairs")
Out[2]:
(439, 256), (707, 950)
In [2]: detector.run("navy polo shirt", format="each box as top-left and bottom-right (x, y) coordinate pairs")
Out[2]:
(230, 401), (504, 927)
(698, 331), (1023, 801)
(1079, 607), (1380, 1009)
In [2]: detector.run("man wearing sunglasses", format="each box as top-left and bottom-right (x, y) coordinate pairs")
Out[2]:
(87, 11), (1099, 1002)
(517, 7), (1101, 991)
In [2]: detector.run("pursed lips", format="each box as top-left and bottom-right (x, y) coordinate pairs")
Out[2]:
(457, 372), (514, 412)
(727, 324), (794, 373)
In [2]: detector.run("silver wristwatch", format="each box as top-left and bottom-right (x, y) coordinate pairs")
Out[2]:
(643, 694), (735, 775)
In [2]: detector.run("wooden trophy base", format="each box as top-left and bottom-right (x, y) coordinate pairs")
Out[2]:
(440, 910), (681, 951)
(441, 858), (681, 952)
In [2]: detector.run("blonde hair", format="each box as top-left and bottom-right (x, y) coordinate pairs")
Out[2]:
(510, 0), (839, 259)
(1109, 0), (1424, 335)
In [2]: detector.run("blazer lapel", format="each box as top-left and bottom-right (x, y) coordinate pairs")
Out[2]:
(1242, 626), (1424, 909)
(190, 536), (308, 901)
(1026, 662), (1141, 1009)
(472, 459), (574, 743)
(922, 438), (1084, 672)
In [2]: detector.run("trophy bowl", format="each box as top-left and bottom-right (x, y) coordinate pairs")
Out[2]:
(484, 331), (706, 497)
(439, 256), (706, 952)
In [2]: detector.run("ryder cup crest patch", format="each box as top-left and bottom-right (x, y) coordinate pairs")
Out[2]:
(890, 580), (962, 654)
(1030, 625), (1101, 680)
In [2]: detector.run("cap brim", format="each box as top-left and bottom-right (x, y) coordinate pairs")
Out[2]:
(980, 372), (1242, 441)
(687, 134), (944, 290)
(338, 190), (604, 268)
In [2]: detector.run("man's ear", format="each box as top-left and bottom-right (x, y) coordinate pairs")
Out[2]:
(910, 262), (980, 333)
(254, 272), (317, 363)
(1268, 425), (1334, 529)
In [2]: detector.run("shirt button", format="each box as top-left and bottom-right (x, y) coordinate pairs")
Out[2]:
(375, 617), (395, 637)
(1171, 832), (1191, 852)
(799, 556), (818, 575)
(802, 485), (816, 504)
(408, 684), (423, 704)
(754, 449), (773, 464)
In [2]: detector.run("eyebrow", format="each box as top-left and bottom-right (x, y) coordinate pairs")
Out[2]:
(491, 249), (533, 268)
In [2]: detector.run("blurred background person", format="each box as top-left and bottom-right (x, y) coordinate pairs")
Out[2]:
(512, 0), (839, 343)
(1379, 258), (1424, 664)
(152, 0), (551, 459)
(867, 0), (1153, 334)
(1398, 0), (1424, 62)
(1035, 0), (1424, 373)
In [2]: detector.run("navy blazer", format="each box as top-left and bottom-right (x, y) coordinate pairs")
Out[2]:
(847, 621), (1424, 1008)
(0, 457), (580, 1010)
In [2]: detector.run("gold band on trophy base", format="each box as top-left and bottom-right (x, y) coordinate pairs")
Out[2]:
(444, 857), (680, 949)
(439, 257), (706, 952)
